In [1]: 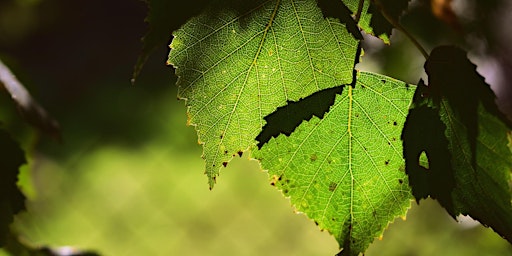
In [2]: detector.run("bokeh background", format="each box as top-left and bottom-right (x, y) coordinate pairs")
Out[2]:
(1, 0), (511, 255)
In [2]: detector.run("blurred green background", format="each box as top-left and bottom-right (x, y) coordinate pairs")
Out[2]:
(1, 0), (512, 255)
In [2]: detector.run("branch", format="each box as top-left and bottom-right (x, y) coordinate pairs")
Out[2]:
(0, 59), (60, 140)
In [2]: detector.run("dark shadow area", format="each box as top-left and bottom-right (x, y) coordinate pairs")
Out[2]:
(401, 81), (454, 212)
(257, 43), (361, 149)
(403, 46), (512, 244)
(368, 0), (411, 39)
(256, 85), (344, 148)
(0, 129), (26, 246)
(134, 0), (212, 81)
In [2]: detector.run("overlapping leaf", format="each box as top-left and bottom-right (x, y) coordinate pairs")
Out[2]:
(403, 46), (512, 243)
(253, 72), (415, 255)
(168, 0), (358, 188)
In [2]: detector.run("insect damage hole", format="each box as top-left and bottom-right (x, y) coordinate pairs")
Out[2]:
(328, 182), (338, 192)
(419, 151), (429, 169)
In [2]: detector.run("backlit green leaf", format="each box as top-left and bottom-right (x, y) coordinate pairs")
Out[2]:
(168, 0), (358, 188)
(253, 72), (414, 255)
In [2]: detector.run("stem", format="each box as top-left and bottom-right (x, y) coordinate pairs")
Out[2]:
(354, 0), (365, 24)
(372, 0), (429, 59)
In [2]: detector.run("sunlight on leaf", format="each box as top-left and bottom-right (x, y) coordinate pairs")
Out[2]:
(168, 0), (358, 188)
(253, 72), (415, 255)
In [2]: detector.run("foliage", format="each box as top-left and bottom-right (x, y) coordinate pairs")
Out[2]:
(165, 0), (512, 255)
(0, 0), (511, 255)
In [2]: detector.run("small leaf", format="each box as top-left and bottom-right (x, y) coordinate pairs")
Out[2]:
(168, 0), (359, 188)
(253, 72), (415, 255)
(367, 0), (411, 42)
(338, 0), (410, 43)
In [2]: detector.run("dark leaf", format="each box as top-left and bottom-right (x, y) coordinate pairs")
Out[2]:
(133, 0), (210, 83)
(403, 45), (512, 243)
(368, 0), (411, 40)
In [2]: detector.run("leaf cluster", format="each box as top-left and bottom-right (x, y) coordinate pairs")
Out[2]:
(159, 0), (512, 255)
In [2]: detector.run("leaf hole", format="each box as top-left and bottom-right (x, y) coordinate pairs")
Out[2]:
(419, 151), (429, 169)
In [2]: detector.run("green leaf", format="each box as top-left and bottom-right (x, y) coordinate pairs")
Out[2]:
(253, 72), (414, 255)
(168, 0), (359, 188)
(403, 45), (512, 242)
(0, 129), (26, 246)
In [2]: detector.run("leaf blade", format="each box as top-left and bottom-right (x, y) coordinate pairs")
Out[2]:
(168, 0), (359, 188)
(253, 72), (414, 255)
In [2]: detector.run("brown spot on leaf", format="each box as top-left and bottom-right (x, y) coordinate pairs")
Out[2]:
(310, 154), (318, 161)
(270, 175), (280, 186)
(393, 121), (397, 126)
(329, 182), (338, 192)
(398, 179), (403, 184)
(237, 151), (243, 157)
(222, 162), (228, 167)
(385, 160), (390, 165)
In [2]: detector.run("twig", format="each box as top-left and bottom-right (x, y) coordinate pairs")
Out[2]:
(0, 58), (60, 140)
(354, 0), (365, 24)
(372, 0), (429, 59)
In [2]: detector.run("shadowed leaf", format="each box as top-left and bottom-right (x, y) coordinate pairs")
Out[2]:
(133, 0), (210, 83)
(368, 0), (411, 42)
(403, 45), (512, 243)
